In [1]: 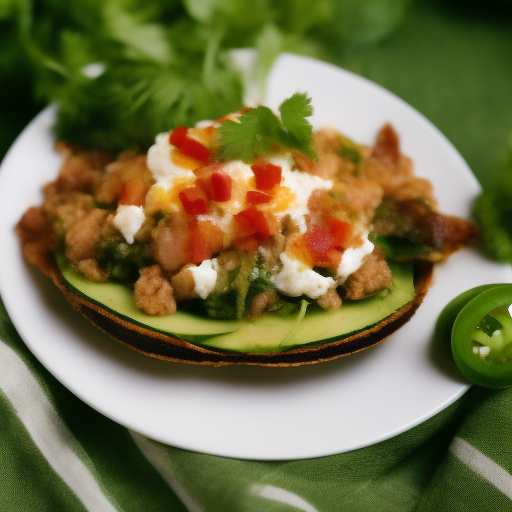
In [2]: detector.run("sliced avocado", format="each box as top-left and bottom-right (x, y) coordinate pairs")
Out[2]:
(56, 253), (240, 342)
(57, 253), (415, 353)
(202, 261), (415, 352)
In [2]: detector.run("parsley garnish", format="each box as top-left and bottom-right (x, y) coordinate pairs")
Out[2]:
(217, 92), (317, 162)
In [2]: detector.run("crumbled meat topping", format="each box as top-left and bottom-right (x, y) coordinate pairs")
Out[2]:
(18, 121), (477, 318)
(343, 249), (393, 301)
(134, 265), (176, 316)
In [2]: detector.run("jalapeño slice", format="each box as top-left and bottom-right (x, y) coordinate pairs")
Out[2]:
(437, 284), (512, 388)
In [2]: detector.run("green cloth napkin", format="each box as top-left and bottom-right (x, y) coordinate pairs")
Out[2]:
(1, 297), (511, 511)
(2, 3), (512, 511)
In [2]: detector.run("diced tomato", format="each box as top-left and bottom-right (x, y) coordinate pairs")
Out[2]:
(170, 126), (211, 163)
(195, 167), (231, 202)
(118, 178), (147, 207)
(179, 137), (211, 163)
(233, 234), (261, 252)
(286, 234), (314, 267)
(179, 186), (209, 215)
(246, 190), (271, 205)
(234, 207), (277, 239)
(210, 170), (232, 202)
(250, 162), (282, 190)
(327, 217), (352, 247)
(233, 210), (256, 236)
(169, 126), (189, 148)
(188, 222), (210, 264)
(195, 164), (217, 198)
(188, 221), (224, 264)
(304, 225), (334, 266)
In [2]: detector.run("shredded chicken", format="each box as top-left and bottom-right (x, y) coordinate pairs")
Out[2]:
(43, 192), (95, 237)
(16, 206), (58, 273)
(95, 153), (153, 204)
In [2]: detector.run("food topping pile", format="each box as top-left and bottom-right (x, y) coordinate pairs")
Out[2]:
(17, 94), (478, 320)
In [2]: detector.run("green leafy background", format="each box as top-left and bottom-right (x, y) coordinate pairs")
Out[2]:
(1, 0), (512, 253)
(2, 0), (511, 184)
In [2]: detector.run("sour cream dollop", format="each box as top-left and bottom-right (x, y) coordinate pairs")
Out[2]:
(113, 205), (145, 244)
(189, 259), (219, 299)
(336, 234), (374, 283)
(274, 253), (336, 299)
(146, 132), (195, 190)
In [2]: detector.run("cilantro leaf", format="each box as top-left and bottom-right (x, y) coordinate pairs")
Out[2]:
(217, 105), (282, 162)
(278, 92), (316, 159)
(217, 92), (317, 162)
(2, 0), (412, 157)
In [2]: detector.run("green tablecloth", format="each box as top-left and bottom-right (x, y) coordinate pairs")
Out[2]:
(1, 2), (512, 511)
(1, 297), (512, 511)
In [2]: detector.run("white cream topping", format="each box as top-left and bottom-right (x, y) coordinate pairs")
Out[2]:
(221, 159), (255, 183)
(269, 155), (332, 233)
(145, 133), (333, 239)
(274, 253), (335, 299)
(196, 214), (232, 233)
(189, 259), (219, 299)
(194, 119), (216, 129)
(336, 234), (374, 283)
(113, 205), (145, 244)
(146, 132), (195, 190)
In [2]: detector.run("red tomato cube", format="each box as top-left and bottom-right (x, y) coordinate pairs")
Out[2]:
(328, 217), (352, 247)
(210, 170), (232, 202)
(179, 187), (209, 215)
(234, 207), (277, 239)
(179, 137), (211, 163)
(169, 126), (189, 148)
(304, 224), (334, 266)
(246, 190), (271, 205)
(251, 162), (282, 190)
(118, 178), (147, 207)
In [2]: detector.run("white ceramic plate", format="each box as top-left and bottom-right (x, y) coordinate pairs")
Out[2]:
(1, 53), (510, 460)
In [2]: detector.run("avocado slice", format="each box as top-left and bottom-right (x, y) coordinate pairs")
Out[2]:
(201, 261), (415, 352)
(56, 253), (240, 343)
(57, 253), (419, 356)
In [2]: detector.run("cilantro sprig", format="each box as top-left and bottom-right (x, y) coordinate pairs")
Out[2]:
(2, 1), (413, 156)
(473, 149), (512, 264)
(217, 92), (317, 162)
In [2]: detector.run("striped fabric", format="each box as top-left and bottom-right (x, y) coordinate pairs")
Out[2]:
(1, 297), (511, 512)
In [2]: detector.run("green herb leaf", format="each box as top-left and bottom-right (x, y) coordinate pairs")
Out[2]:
(278, 91), (316, 158)
(373, 235), (436, 261)
(473, 150), (512, 265)
(217, 92), (317, 162)
(216, 105), (282, 162)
